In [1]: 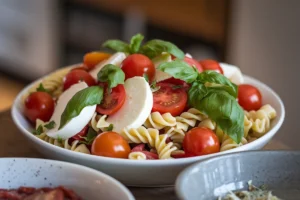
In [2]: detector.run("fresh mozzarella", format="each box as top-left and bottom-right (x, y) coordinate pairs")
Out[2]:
(185, 53), (192, 58)
(220, 63), (244, 85)
(106, 77), (153, 133)
(153, 53), (173, 82)
(46, 82), (96, 139)
(89, 52), (126, 80)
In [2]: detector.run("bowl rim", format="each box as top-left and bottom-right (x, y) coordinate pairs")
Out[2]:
(175, 150), (299, 199)
(0, 157), (135, 200)
(11, 73), (285, 166)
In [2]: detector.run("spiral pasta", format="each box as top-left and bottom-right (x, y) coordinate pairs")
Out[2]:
(244, 114), (253, 138)
(175, 108), (206, 131)
(120, 127), (177, 159)
(34, 119), (90, 154)
(128, 152), (147, 160)
(198, 118), (216, 130)
(220, 135), (248, 152)
(144, 112), (176, 130)
(164, 127), (185, 144)
(90, 113), (110, 132)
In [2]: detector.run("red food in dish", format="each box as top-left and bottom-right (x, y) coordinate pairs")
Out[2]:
(199, 59), (223, 74)
(83, 52), (111, 70)
(238, 84), (262, 111)
(63, 69), (96, 91)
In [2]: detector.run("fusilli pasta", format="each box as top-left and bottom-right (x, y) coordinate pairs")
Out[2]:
(128, 152), (147, 160)
(220, 135), (248, 152)
(144, 112), (176, 130)
(90, 113), (110, 132)
(198, 118), (216, 130)
(175, 108), (206, 131)
(120, 127), (177, 159)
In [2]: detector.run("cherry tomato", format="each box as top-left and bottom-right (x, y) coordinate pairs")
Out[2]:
(96, 83), (126, 115)
(184, 57), (203, 72)
(71, 64), (89, 72)
(183, 127), (220, 156)
(199, 59), (223, 74)
(238, 84), (262, 111)
(159, 77), (190, 91)
(71, 125), (89, 140)
(91, 132), (131, 158)
(131, 144), (158, 159)
(83, 52), (111, 70)
(152, 83), (188, 116)
(63, 69), (96, 91)
(24, 92), (55, 123)
(121, 54), (155, 82)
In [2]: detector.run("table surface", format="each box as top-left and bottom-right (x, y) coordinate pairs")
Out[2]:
(0, 109), (290, 200)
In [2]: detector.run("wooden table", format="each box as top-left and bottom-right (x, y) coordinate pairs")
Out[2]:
(0, 109), (290, 200)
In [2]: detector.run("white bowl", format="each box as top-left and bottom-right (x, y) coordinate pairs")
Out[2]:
(11, 74), (285, 186)
(0, 158), (135, 200)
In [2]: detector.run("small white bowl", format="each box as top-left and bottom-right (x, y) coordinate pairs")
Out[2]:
(11, 74), (285, 186)
(0, 158), (135, 200)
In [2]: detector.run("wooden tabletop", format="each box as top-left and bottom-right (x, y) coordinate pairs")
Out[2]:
(0, 109), (290, 200)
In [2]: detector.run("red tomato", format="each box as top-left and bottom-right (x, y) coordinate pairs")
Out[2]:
(131, 144), (158, 159)
(83, 52), (111, 70)
(121, 54), (155, 82)
(91, 132), (131, 158)
(96, 83), (126, 115)
(238, 84), (262, 111)
(172, 152), (194, 159)
(63, 69), (96, 91)
(71, 125), (89, 140)
(184, 57), (203, 72)
(199, 59), (223, 74)
(159, 77), (190, 91)
(183, 127), (220, 156)
(131, 144), (146, 152)
(24, 92), (55, 123)
(152, 83), (187, 116)
(71, 64), (89, 72)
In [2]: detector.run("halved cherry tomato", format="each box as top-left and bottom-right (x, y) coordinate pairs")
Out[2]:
(83, 52), (111, 70)
(183, 127), (220, 156)
(63, 69), (96, 91)
(96, 83), (126, 115)
(238, 84), (262, 111)
(152, 83), (187, 116)
(159, 77), (190, 91)
(91, 132), (131, 158)
(184, 57), (203, 72)
(199, 59), (223, 74)
(71, 125), (89, 140)
(24, 92), (55, 123)
(121, 54), (155, 82)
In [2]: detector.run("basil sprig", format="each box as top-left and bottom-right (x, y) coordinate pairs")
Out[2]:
(102, 33), (184, 59)
(79, 127), (97, 145)
(59, 86), (103, 129)
(44, 121), (56, 129)
(97, 64), (125, 88)
(158, 61), (244, 143)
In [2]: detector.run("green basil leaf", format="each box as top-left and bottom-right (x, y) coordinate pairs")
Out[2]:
(59, 86), (103, 129)
(32, 124), (43, 135)
(44, 121), (56, 129)
(158, 60), (198, 83)
(143, 73), (149, 83)
(188, 82), (208, 106)
(198, 70), (238, 98)
(57, 136), (63, 143)
(106, 124), (114, 131)
(102, 40), (130, 53)
(97, 64), (125, 88)
(130, 33), (144, 53)
(140, 39), (184, 59)
(80, 127), (97, 145)
(189, 88), (244, 143)
(36, 83), (49, 93)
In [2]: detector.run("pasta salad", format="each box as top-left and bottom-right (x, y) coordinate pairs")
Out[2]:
(23, 34), (277, 160)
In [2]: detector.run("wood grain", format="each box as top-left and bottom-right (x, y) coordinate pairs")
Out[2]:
(0, 110), (290, 200)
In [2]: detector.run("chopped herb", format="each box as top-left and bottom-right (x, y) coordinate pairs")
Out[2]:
(79, 127), (97, 145)
(44, 121), (56, 129)
(32, 125), (43, 135)
(106, 124), (114, 131)
(150, 81), (160, 92)
(36, 83), (49, 93)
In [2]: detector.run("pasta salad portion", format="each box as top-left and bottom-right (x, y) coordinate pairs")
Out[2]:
(23, 34), (277, 160)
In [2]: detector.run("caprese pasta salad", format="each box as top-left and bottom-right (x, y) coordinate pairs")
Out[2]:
(23, 34), (277, 160)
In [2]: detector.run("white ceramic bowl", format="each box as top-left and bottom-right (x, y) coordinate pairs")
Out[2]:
(11, 74), (285, 186)
(0, 158), (135, 200)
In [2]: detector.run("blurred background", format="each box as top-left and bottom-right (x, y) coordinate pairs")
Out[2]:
(0, 0), (299, 148)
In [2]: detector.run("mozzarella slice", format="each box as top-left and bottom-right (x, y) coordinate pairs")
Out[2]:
(89, 52), (126, 79)
(106, 77), (153, 133)
(220, 63), (244, 85)
(46, 82), (96, 139)
(153, 53), (173, 82)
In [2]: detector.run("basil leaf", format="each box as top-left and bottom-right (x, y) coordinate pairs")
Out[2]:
(59, 86), (103, 129)
(140, 39), (184, 59)
(188, 82), (208, 106)
(80, 127), (97, 145)
(198, 70), (238, 98)
(44, 121), (56, 129)
(36, 83), (49, 93)
(57, 136), (63, 143)
(106, 124), (114, 131)
(130, 33), (144, 53)
(189, 87), (244, 143)
(97, 64), (125, 88)
(143, 73), (149, 83)
(102, 40), (130, 53)
(32, 125), (43, 135)
(158, 60), (198, 83)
